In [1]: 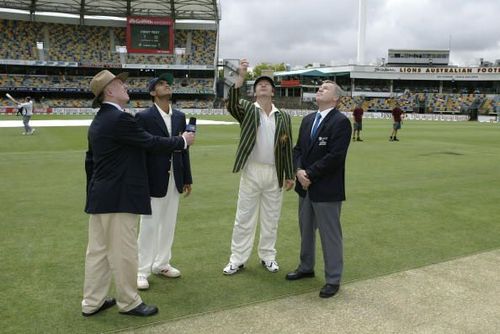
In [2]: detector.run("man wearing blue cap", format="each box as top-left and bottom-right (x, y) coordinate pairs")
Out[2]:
(135, 73), (193, 290)
(223, 59), (294, 275)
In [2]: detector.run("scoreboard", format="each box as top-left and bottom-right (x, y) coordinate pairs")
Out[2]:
(126, 16), (174, 54)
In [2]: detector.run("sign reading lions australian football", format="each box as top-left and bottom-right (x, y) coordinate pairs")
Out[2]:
(127, 17), (174, 54)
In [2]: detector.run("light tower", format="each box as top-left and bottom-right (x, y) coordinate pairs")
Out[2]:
(357, 0), (366, 65)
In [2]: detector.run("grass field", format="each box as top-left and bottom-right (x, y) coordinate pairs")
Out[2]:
(0, 115), (499, 333)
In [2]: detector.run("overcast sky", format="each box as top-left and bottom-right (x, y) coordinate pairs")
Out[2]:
(218, 0), (500, 68)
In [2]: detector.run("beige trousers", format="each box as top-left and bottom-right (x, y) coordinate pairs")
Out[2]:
(81, 213), (142, 313)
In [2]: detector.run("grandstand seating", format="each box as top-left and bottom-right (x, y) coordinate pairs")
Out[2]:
(0, 97), (215, 109)
(2, 18), (497, 113)
(338, 98), (357, 113)
(0, 74), (213, 92)
(275, 93), (498, 115)
(46, 24), (118, 64)
(0, 19), (41, 60)
(2, 90), (496, 113)
(0, 19), (216, 66)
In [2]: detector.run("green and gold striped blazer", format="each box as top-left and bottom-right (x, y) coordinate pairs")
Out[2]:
(227, 86), (294, 188)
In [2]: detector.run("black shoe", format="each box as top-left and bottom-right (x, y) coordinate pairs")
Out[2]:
(389, 136), (393, 141)
(319, 284), (340, 298)
(82, 297), (116, 317)
(285, 270), (315, 281)
(120, 303), (158, 317)
(356, 138), (363, 142)
(393, 137), (399, 141)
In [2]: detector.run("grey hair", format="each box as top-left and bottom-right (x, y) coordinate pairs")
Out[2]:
(322, 80), (345, 99)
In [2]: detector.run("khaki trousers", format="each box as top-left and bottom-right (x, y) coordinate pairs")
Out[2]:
(82, 213), (142, 313)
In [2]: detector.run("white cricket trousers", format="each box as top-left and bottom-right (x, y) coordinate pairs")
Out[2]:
(229, 161), (283, 265)
(137, 173), (180, 277)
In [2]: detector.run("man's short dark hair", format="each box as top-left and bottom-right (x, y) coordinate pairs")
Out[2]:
(253, 76), (275, 90)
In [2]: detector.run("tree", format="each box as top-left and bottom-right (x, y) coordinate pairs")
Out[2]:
(244, 71), (253, 81)
(252, 63), (287, 78)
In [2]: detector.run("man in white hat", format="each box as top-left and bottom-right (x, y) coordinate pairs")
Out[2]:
(82, 70), (195, 317)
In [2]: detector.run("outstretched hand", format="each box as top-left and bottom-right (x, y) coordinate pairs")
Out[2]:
(235, 58), (249, 88)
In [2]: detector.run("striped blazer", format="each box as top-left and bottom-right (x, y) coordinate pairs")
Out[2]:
(227, 86), (294, 188)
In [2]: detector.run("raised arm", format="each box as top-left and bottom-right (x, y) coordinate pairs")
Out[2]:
(226, 58), (254, 123)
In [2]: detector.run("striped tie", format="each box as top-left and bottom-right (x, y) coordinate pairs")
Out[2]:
(310, 112), (322, 139)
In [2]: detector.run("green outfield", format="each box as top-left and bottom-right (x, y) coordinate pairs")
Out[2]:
(0, 116), (499, 333)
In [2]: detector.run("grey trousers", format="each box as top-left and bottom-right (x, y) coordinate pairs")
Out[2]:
(298, 194), (343, 284)
(22, 115), (32, 133)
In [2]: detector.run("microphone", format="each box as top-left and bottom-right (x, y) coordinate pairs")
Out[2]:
(186, 117), (196, 132)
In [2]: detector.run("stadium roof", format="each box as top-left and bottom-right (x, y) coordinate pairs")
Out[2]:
(0, 0), (220, 21)
(274, 67), (351, 78)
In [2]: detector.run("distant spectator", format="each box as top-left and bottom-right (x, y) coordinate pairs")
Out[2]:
(352, 103), (364, 142)
(390, 102), (404, 142)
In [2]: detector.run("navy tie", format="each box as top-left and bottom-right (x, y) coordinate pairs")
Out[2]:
(310, 113), (322, 139)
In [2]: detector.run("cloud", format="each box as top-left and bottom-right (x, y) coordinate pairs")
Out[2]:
(219, 0), (500, 66)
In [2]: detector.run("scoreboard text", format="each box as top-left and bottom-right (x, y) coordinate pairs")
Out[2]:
(126, 17), (174, 54)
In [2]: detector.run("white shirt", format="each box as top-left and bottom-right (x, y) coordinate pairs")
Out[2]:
(316, 107), (334, 125)
(155, 103), (172, 135)
(310, 107), (334, 137)
(102, 101), (124, 111)
(248, 102), (279, 166)
(19, 101), (33, 116)
(155, 103), (188, 149)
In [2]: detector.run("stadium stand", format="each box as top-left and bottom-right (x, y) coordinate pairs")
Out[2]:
(273, 92), (498, 116)
(1, 5), (497, 118)
(0, 16), (216, 111)
(0, 19), (216, 67)
(0, 19), (40, 60)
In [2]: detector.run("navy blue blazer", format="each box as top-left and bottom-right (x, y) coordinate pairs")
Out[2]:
(84, 103), (185, 214)
(293, 108), (351, 202)
(135, 105), (192, 197)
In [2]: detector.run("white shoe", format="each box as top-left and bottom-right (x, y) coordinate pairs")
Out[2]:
(137, 275), (149, 290)
(261, 260), (279, 273)
(29, 129), (36, 135)
(155, 265), (181, 278)
(223, 262), (245, 275)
